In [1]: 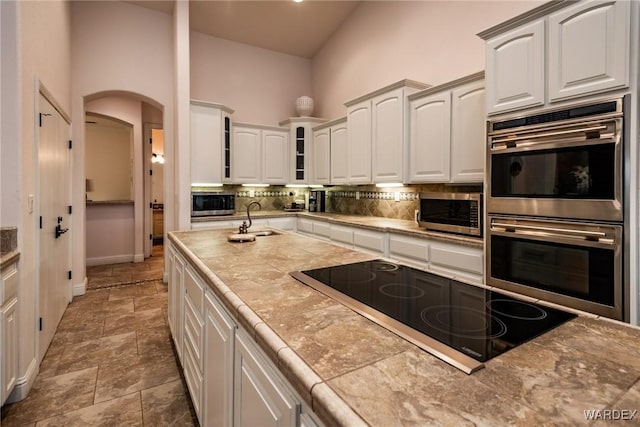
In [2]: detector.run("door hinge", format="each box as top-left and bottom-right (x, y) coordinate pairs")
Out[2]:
(149, 138), (153, 144)
(68, 270), (72, 280)
(68, 140), (73, 149)
(68, 205), (73, 214)
(39, 113), (51, 127)
(149, 169), (153, 176)
(150, 234), (153, 240)
(39, 216), (43, 229)
(150, 203), (153, 209)
(39, 317), (43, 331)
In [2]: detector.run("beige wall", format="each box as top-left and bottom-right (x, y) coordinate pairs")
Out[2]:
(14, 0), (72, 400)
(190, 31), (313, 125)
(311, 0), (545, 119)
(71, 0), (174, 289)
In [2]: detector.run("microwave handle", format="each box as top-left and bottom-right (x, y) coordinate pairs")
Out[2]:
(491, 222), (608, 240)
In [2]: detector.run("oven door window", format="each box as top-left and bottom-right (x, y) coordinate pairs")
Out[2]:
(491, 144), (615, 199)
(491, 236), (614, 306)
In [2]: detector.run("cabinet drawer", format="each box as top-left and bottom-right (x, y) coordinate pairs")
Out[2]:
(185, 266), (204, 315)
(389, 235), (429, 262)
(330, 225), (354, 245)
(297, 218), (313, 234)
(184, 296), (204, 372)
(429, 244), (483, 276)
(1, 263), (18, 303)
(183, 339), (203, 423)
(354, 229), (385, 254)
(312, 221), (331, 238)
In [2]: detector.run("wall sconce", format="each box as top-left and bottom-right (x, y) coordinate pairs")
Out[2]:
(152, 153), (165, 164)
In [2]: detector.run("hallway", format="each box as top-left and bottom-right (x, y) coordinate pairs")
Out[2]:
(0, 249), (196, 426)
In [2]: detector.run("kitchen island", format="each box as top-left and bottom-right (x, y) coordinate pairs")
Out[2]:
(169, 227), (640, 426)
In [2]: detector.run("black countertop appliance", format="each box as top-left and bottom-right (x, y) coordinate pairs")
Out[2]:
(309, 190), (326, 212)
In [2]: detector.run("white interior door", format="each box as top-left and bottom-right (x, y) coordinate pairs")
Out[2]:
(38, 92), (72, 361)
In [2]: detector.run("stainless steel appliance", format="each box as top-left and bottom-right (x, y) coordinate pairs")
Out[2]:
(291, 260), (575, 374)
(191, 191), (235, 217)
(488, 216), (623, 320)
(486, 96), (628, 321)
(309, 190), (325, 212)
(418, 192), (482, 236)
(487, 97), (624, 221)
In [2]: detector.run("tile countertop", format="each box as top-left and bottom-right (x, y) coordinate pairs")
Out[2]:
(169, 227), (640, 426)
(191, 210), (483, 248)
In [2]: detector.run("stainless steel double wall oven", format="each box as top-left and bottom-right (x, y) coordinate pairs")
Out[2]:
(486, 97), (628, 321)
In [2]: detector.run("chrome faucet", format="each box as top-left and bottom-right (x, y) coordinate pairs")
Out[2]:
(238, 201), (261, 234)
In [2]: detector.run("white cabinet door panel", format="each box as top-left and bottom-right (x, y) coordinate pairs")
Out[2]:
(372, 89), (404, 183)
(353, 229), (386, 255)
(312, 221), (331, 239)
(234, 331), (299, 427)
(263, 129), (289, 184)
(232, 126), (262, 183)
(486, 19), (545, 114)
(548, 0), (630, 101)
(204, 291), (235, 427)
(347, 103), (372, 184)
(388, 234), (429, 268)
(312, 128), (330, 184)
(330, 123), (349, 184)
(450, 81), (485, 183)
(408, 93), (451, 183)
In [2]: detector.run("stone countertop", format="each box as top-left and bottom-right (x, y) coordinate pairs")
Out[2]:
(191, 210), (483, 248)
(169, 227), (640, 426)
(1, 250), (20, 270)
(1, 227), (19, 269)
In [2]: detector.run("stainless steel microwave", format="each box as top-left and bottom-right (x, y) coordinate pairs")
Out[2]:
(191, 191), (235, 217)
(418, 192), (482, 236)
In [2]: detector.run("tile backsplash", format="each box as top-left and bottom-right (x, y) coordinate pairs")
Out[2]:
(191, 183), (482, 221)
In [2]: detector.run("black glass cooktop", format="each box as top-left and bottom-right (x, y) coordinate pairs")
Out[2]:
(291, 260), (576, 373)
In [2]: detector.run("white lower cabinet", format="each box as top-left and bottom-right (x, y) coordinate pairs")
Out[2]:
(1, 261), (18, 405)
(184, 265), (206, 424)
(168, 246), (185, 363)
(329, 224), (354, 247)
(388, 233), (430, 269)
(353, 228), (386, 256)
(204, 290), (235, 427)
(428, 242), (484, 284)
(169, 240), (323, 427)
(234, 329), (300, 427)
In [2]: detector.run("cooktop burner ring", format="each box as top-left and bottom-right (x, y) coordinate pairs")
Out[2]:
(371, 261), (399, 271)
(420, 305), (508, 340)
(488, 299), (548, 321)
(319, 268), (376, 286)
(379, 283), (425, 299)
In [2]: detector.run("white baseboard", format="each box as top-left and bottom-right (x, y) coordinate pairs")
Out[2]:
(133, 253), (144, 263)
(6, 357), (38, 403)
(86, 254), (134, 266)
(73, 277), (87, 296)
(163, 272), (169, 283)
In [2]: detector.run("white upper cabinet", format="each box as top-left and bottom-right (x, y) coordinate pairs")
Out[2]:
(190, 101), (233, 186)
(262, 128), (289, 184)
(480, 0), (631, 115)
(312, 126), (330, 185)
(346, 101), (372, 184)
(232, 124), (289, 185)
(232, 125), (262, 184)
(485, 20), (545, 115)
(408, 92), (451, 183)
(330, 120), (349, 184)
(280, 118), (327, 185)
(548, 0), (630, 102)
(372, 88), (405, 183)
(450, 79), (486, 183)
(408, 73), (485, 184)
(345, 80), (428, 185)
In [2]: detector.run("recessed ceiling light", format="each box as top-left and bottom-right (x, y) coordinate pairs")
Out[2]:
(293, 0), (303, 3)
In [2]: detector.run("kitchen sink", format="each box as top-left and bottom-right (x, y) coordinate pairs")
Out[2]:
(251, 229), (281, 236)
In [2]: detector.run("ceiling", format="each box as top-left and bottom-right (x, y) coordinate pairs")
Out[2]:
(126, 1), (361, 58)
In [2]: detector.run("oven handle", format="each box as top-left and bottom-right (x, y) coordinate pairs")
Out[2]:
(491, 124), (609, 149)
(491, 222), (609, 240)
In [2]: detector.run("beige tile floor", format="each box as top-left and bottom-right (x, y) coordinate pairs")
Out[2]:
(86, 245), (165, 290)
(0, 245), (197, 426)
